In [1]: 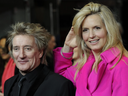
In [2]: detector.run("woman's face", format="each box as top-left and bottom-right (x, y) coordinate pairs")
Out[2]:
(0, 38), (10, 60)
(82, 14), (107, 53)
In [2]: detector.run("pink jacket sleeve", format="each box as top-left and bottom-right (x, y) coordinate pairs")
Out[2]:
(53, 47), (77, 86)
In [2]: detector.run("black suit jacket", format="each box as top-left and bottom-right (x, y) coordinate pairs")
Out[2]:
(4, 65), (75, 96)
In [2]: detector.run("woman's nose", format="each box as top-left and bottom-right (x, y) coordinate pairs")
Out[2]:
(89, 30), (95, 38)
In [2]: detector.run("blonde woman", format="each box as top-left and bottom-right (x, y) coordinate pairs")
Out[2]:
(54, 2), (128, 96)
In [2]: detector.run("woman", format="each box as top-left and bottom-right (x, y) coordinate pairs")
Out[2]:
(53, 2), (128, 96)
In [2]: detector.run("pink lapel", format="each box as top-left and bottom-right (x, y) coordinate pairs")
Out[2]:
(87, 47), (120, 93)
(75, 47), (120, 95)
(87, 60), (108, 93)
(76, 57), (94, 96)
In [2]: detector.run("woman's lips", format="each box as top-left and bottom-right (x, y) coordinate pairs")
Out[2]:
(89, 39), (99, 43)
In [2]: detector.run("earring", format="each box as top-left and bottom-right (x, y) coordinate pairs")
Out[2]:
(84, 42), (86, 47)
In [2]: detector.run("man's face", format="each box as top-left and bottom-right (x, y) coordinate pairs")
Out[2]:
(12, 35), (43, 75)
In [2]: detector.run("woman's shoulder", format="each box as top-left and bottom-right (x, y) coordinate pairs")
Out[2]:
(112, 55), (128, 71)
(119, 55), (128, 66)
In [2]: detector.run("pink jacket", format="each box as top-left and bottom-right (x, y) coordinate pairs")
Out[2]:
(53, 47), (128, 96)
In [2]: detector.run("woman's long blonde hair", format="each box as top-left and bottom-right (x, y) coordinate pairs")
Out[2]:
(72, 2), (128, 80)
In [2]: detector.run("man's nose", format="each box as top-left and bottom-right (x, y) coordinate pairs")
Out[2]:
(19, 49), (26, 58)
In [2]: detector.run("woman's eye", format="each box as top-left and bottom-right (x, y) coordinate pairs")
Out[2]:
(95, 26), (101, 29)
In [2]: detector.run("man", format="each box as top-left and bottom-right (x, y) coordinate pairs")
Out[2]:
(4, 22), (75, 96)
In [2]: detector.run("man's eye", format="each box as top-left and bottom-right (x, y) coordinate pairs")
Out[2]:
(82, 28), (88, 32)
(25, 48), (31, 51)
(13, 48), (18, 51)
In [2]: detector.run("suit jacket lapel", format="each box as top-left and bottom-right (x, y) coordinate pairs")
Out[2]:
(5, 75), (19, 96)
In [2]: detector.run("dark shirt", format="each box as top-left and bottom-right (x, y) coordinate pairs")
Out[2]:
(10, 64), (44, 96)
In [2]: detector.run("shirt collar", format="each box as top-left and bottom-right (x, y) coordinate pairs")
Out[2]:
(100, 47), (120, 63)
(18, 64), (44, 82)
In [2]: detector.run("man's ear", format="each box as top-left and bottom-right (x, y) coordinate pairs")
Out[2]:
(39, 51), (43, 58)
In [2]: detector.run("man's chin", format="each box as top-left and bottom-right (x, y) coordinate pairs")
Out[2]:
(19, 69), (29, 75)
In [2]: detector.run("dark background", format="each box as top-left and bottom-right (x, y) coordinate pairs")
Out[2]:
(0, 0), (128, 49)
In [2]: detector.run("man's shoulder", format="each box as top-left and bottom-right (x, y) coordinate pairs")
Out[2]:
(34, 71), (75, 96)
(43, 65), (70, 83)
(47, 71), (70, 83)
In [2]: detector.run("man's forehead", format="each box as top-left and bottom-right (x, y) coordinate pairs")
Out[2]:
(12, 35), (36, 46)
(13, 45), (32, 47)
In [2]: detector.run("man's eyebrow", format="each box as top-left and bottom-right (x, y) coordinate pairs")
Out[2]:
(24, 45), (32, 47)
(24, 45), (34, 48)
(13, 45), (32, 47)
(13, 46), (18, 47)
